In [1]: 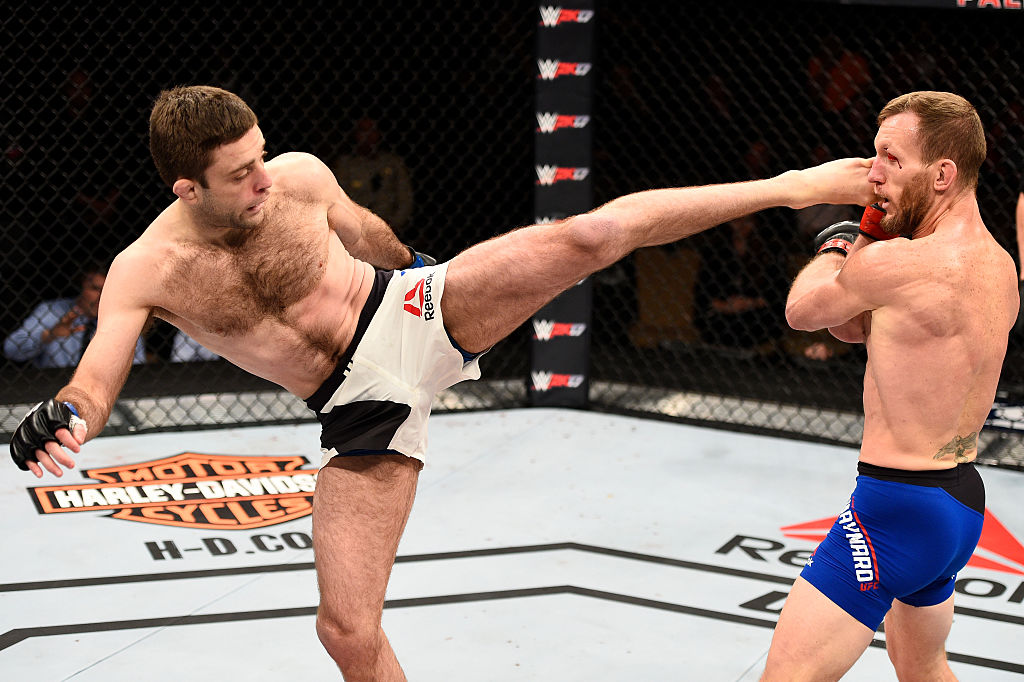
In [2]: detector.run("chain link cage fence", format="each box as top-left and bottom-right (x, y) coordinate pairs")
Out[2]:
(586, 0), (1024, 468)
(2, 1), (1023, 468)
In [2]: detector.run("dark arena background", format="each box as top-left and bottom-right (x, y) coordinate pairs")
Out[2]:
(2, 0), (1023, 465)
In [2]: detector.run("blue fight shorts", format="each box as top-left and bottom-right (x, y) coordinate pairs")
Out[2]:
(800, 461), (984, 630)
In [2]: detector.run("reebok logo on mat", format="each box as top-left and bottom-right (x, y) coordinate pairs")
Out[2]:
(781, 508), (1024, 576)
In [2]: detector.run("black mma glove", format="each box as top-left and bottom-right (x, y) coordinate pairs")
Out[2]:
(813, 220), (859, 257)
(406, 245), (437, 268)
(10, 399), (87, 471)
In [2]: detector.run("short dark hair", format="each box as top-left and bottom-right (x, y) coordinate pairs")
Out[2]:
(149, 85), (258, 187)
(878, 91), (986, 191)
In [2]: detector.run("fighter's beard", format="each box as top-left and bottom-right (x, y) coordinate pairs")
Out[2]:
(880, 171), (932, 236)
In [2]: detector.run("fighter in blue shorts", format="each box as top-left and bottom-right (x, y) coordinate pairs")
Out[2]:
(763, 92), (1017, 681)
(801, 462), (984, 631)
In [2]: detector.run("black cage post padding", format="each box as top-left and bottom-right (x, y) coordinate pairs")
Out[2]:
(530, 1), (596, 408)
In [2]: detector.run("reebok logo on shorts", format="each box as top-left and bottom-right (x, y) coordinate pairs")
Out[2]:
(403, 272), (435, 320)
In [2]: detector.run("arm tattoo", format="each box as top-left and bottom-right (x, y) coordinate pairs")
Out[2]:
(933, 432), (978, 463)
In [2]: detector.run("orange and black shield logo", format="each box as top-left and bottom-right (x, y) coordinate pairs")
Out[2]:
(28, 452), (317, 530)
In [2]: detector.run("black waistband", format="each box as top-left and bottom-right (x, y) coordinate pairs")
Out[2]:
(857, 460), (975, 487)
(304, 269), (393, 413)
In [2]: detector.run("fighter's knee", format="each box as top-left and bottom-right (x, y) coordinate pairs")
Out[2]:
(316, 610), (382, 668)
(761, 639), (833, 682)
(888, 651), (952, 682)
(561, 213), (622, 265)
(760, 648), (802, 682)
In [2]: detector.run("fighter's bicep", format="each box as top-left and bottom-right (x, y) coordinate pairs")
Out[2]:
(806, 244), (910, 330)
(786, 246), (892, 332)
(76, 255), (154, 393)
(806, 269), (878, 329)
(327, 195), (366, 247)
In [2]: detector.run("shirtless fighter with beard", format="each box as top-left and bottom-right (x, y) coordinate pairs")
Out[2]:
(763, 91), (1019, 681)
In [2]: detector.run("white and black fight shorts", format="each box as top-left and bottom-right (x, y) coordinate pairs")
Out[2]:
(304, 263), (483, 467)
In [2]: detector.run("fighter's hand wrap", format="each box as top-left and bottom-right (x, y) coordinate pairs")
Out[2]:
(857, 203), (895, 241)
(10, 400), (87, 471)
(406, 245), (437, 269)
(813, 220), (859, 257)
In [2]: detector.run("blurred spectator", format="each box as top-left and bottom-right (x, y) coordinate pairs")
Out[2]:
(693, 215), (788, 353)
(332, 117), (413, 235)
(784, 329), (859, 368)
(700, 74), (750, 182)
(807, 35), (870, 152)
(57, 68), (124, 231)
(692, 140), (791, 353)
(886, 25), (942, 95)
(3, 263), (145, 368)
(803, 341), (832, 362)
(171, 331), (220, 363)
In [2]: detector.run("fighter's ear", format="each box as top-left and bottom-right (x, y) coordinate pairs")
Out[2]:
(934, 159), (957, 192)
(172, 177), (197, 203)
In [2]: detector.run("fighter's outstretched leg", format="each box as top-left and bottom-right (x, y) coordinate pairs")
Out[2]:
(442, 157), (875, 353)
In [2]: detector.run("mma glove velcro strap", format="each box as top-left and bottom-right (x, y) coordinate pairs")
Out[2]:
(813, 221), (859, 257)
(9, 400), (86, 471)
(406, 245), (437, 268)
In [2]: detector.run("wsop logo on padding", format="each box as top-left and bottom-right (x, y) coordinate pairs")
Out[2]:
(28, 453), (317, 530)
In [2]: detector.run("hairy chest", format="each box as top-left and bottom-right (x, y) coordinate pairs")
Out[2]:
(162, 206), (329, 335)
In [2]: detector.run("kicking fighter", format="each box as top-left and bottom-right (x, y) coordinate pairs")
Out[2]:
(10, 85), (874, 680)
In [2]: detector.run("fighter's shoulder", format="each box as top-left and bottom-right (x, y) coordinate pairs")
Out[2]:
(106, 225), (178, 296)
(838, 237), (921, 302)
(848, 235), (911, 273)
(267, 152), (337, 192)
(108, 239), (158, 279)
(981, 234), (1019, 295)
